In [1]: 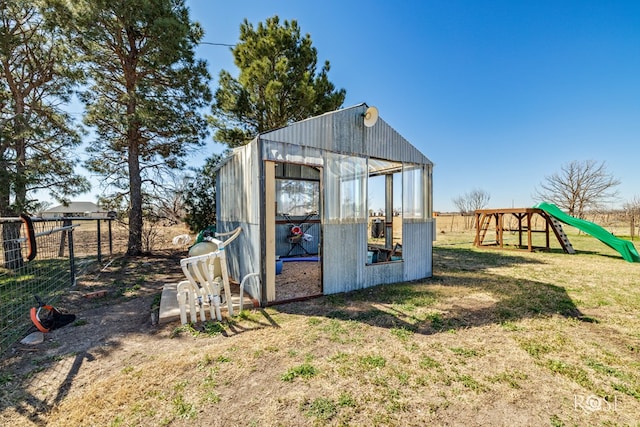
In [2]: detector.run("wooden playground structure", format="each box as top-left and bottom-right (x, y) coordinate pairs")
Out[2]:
(473, 208), (575, 254)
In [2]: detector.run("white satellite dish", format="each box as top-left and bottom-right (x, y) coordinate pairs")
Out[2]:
(363, 106), (379, 127)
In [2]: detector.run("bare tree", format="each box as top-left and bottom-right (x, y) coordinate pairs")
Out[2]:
(623, 195), (640, 241)
(452, 188), (491, 229)
(534, 160), (620, 218)
(453, 189), (491, 213)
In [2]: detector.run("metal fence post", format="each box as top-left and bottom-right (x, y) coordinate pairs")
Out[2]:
(68, 220), (76, 287)
(108, 219), (113, 255)
(97, 219), (102, 264)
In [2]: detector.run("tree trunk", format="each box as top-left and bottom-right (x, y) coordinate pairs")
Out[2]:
(127, 135), (143, 256)
(0, 91), (28, 269)
(1, 159), (24, 269)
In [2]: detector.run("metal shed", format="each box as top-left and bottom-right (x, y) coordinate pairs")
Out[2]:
(216, 104), (434, 306)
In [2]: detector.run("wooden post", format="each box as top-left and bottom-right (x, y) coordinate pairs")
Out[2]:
(545, 215), (550, 249)
(58, 219), (68, 258)
(474, 212), (479, 246)
(108, 219), (113, 255)
(527, 212), (533, 251)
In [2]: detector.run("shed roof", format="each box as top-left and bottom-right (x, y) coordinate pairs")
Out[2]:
(215, 104), (433, 172)
(259, 104), (432, 165)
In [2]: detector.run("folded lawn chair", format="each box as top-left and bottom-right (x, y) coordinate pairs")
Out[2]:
(177, 251), (226, 324)
(176, 227), (246, 324)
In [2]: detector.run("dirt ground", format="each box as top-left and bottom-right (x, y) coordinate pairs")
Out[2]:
(0, 250), (187, 426)
(275, 260), (321, 301)
(0, 249), (323, 425)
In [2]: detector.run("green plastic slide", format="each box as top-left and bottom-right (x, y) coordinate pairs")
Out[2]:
(534, 202), (640, 263)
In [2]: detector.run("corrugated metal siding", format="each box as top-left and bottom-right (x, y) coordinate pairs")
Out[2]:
(217, 104), (434, 297)
(365, 262), (404, 288)
(261, 105), (432, 165)
(402, 220), (434, 281)
(215, 221), (262, 301)
(322, 224), (366, 294)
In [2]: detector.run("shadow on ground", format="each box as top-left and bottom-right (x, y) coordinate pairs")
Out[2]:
(0, 250), (185, 425)
(275, 246), (596, 335)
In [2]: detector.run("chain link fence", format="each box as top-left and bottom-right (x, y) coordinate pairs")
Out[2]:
(0, 216), (123, 355)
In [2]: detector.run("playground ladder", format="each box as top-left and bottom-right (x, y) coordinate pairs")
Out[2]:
(548, 216), (576, 254)
(474, 213), (493, 246)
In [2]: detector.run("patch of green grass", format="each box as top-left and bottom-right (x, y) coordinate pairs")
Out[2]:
(338, 392), (356, 407)
(197, 354), (215, 369)
(395, 370), (410, 385)
(450, 347), (479, 358)
(110, 415), (124, 427)
(118, 283), (141, 296)
(549, 414), (565, 427)
(517, 338), (554, 358)
(173, 380), (189, 392)
(121, 366), (135, 374)
(456, 374), (486, 392)
(300, 397), (337, 421)
(352, 309), (387, 322)
(487, 370), (529, 389)
(172, 321), (226, 338)
(281, 363), (318, 382)
(151, 293), (162, 310)
(216, 355), (231, 363)
(172, 394), (196, 419)
(307, 317), (322, 326)
(170, 323), (198, 338)
(545, 359), (593, 389)
(419, 355), (441, 369)
(611, 382), (640, 400)
(425, 312), (444, 330)
(390, 326), (414, 342)
(585, 358), (627, 379)
(327, 294), (346, 306)
(72, 319), (88, 327)
(500, 320), (523, 331)
(326, 310), (351, 320)
(385, 396), (409, 413)
(359, 355), (386, 370)
(201, 391), (220, 404)
(321, 319), (349, 342)
(0, 372), (14, 386)
(330, 351), (350, 363)
(202, 368), (218, 389)
(201, 321), (225, 337)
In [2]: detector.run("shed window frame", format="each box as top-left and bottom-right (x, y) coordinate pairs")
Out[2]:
(325, 152), (367, 223)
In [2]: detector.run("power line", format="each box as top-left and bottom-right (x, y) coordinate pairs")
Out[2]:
(199, 41), (235, 47)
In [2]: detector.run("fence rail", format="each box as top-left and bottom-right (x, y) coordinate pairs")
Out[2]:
(0, 216), (120, 356)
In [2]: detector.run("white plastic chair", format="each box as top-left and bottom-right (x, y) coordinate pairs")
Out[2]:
(177, 251), (225, 324)
(176, 227), (247, 324)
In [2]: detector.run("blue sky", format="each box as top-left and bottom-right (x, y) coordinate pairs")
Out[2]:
(73, 1), (640, 212)
(185, 0), (640, 212)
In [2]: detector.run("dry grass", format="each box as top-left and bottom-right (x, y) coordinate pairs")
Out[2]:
(2, 225), (640, 426)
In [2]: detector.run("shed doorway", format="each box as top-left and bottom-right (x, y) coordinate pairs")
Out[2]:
(268, 162), (322, 303)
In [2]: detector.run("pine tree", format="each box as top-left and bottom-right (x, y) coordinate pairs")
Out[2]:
(48, 0), (212, 255)
(1, 0), (88, 268)
(210, 15), (346, 148)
